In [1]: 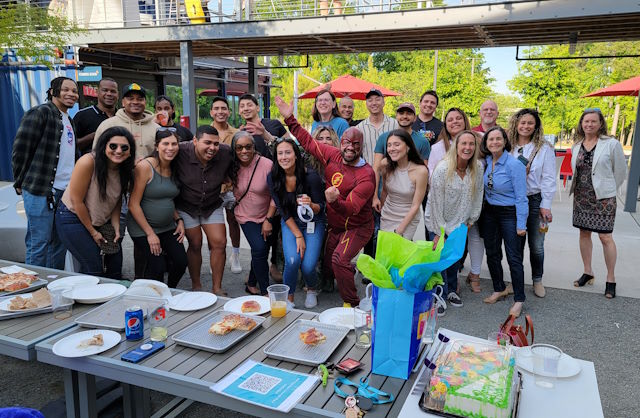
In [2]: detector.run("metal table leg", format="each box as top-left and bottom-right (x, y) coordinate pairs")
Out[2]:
(63, 369), (80, 418)
(77, 372), (97, 418)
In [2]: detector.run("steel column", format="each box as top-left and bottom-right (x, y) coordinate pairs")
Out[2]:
(180, 41), (197, 133)
(624, 95), (640, 212)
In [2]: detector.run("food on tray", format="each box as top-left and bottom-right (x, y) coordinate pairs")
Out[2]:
(209, 314), (257, 335)
(0, 272), (38, 292)
(425, 344), (517, 418)
(299, 327), (327, 346)
(241, 300), (261, 313)
(77, 333), (104, 349)
(8, 288), (51, 310)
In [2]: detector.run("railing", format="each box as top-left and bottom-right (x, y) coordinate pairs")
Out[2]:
(2, 0), (537, 30)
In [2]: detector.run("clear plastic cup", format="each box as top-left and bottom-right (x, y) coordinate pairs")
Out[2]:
(267, 284), (289, 318)
(488, 331), (511, 347)
(354, 306), (372, 349)
(531, 344), (562, 388)
(149, 300), (169, 341)
(50, 287), (73, 320)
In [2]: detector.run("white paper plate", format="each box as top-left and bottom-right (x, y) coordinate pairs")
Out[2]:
(125, 282), (172, 299)
(129, 279), (168, 289)
(318, 307), (355, 330)
(0, 265), (38, 275)
(223, 296), (270, 316)
(52, 329), (121, 358)
(63, 283), (126, 304)
(47, 275), (100, 291)
(515, 348), (582, 378)
(0, 293), (51, 312)
(169, 292), (217, 311)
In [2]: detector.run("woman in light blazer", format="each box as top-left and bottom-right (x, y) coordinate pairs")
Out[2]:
(570, 109), (626, 298)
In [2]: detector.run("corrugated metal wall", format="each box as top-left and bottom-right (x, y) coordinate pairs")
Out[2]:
(0, 52), (66, 181)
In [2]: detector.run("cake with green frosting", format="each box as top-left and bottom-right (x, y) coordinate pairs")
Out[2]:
(425, 344), (516, 418)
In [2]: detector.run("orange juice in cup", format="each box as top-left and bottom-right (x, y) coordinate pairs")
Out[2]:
(267, 284), (289, 317)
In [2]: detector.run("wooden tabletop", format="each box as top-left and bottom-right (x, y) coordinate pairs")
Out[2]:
(36, 296), (417, 418)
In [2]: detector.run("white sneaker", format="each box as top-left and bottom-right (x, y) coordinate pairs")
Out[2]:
(230, 252), (242, 273)
(304, 291), (318, 309)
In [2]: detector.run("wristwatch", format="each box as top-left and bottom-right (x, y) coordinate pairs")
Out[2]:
(265, 216), (275, 224)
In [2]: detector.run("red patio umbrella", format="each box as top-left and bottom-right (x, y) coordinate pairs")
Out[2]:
(584, 75), (640, 97)
(299, 74), (401, 100)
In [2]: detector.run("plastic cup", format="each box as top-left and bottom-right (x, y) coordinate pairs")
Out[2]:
(488, 331), (511, 347)
(354, 306), (372, 349)
(267, 284), (289, 318)
(531, 344), (562, 388)
(50, 287), (73, 320)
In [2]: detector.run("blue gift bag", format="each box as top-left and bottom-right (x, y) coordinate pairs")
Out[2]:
(370, 286), (433, 380)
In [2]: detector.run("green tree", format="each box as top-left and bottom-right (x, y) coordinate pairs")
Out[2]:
(0, 2), (81, 65)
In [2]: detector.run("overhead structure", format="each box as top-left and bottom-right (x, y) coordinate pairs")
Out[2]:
(70, 0), (640, 58)
(585, 75), (640, 213)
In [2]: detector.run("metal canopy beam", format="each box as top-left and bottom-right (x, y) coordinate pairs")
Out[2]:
(71, 0), (640, 58)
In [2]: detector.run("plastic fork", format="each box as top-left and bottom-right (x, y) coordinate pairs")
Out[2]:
(411, 333), (450, 395)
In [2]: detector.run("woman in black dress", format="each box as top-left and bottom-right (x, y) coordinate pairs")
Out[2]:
(570, 109), (626, 298)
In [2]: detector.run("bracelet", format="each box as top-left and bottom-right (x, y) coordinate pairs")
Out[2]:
(295, 235), (303, 239)
(175, 217), (184, 223)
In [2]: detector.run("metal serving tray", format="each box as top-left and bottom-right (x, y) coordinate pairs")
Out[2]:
(0, 278), (48, 297)
(0, 295), (73, 321)
(172, 310), (265, 353)
(263, 319), (350, 366)
(74, 294), (165, 331)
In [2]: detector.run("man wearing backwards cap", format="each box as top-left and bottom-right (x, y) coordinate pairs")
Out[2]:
(93, 83), (159, 159)
(372, 102), (431, 213)
(275, 96), (375, 308)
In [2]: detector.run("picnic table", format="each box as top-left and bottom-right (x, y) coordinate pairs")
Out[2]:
(0, 260), (97, 360)
(36, 294), (416, 418)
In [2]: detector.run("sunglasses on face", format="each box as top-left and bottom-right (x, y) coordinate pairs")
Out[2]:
(108, 143), (130, 152)
(158, 127), (176, 132)
(235, 143), (254, 151)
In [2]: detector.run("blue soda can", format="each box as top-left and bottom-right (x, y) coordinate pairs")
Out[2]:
(125, 306), (144, 341)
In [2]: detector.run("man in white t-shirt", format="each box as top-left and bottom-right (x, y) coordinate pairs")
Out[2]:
(12, 77), (79, 269)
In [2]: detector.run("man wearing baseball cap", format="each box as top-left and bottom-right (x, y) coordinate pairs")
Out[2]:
(93, 83), (159, 159)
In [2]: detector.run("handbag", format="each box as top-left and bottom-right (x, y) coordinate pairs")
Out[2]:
(499, 314), (534, 347)
(229, 157), (260, 211)
(95, 223), (120, 255)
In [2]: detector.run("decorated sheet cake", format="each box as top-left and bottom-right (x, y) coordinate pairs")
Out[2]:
(424, 340), (517, 418)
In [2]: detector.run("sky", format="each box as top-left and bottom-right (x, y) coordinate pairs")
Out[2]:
(480, 46), (518, 96)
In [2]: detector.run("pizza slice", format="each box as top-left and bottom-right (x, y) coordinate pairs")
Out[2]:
(299, 327), (327, 346)
(77, 333), (104, 349)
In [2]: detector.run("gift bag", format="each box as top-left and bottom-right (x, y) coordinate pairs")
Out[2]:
(370, 285), (434, 380)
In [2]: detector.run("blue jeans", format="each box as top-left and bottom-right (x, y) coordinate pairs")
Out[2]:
(240, 221), (270, 295)
(520, 193), (545, 283)
(481, 203), (525, 302)
(55, 202), (123, 278)
(23, 189), (66, 269)
(281, 220), (325, 294)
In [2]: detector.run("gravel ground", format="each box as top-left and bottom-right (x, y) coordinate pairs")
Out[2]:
(1, 240), (638, 418)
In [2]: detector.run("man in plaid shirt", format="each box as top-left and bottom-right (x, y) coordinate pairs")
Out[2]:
(12, 77), (79, 269)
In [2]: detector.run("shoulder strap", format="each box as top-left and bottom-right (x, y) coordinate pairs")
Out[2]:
(236, 156), (260, 204)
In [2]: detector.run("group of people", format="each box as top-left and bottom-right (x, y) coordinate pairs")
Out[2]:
(11, 76), (627, 317)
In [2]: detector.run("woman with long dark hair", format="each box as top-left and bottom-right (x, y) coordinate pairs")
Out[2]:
(268, 138), (326, 308)
(56, 126), (135, 278)
(231, 131), (277, 295)
(127, 129), (187, 287)
(480, 126), (528, 317)
(311, 89), (350, 139)
(507, 108), (556, 298)
(570, 109), (626, 298)
(377, 129), (428, 240)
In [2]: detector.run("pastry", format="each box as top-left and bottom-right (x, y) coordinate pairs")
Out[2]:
(209, 314), (257, 335)
(241, 300), (261, 313)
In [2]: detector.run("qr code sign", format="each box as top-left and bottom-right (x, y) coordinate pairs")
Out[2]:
(239, 372), (282, 395)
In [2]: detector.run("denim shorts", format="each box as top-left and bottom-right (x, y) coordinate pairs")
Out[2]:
(178, 206), (225, 229)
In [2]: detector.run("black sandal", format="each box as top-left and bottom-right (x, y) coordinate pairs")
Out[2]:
(605, 282), (616, 299)
(574, 274), (594, 287)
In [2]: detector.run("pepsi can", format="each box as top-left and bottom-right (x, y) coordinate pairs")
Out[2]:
(125, 306), (144, 341)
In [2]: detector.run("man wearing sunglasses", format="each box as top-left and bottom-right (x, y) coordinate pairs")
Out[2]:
(275, 96), (375, 308)
(93, 83), (159, 161)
